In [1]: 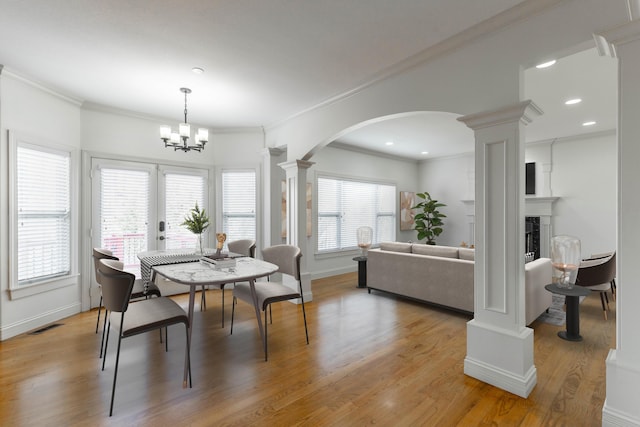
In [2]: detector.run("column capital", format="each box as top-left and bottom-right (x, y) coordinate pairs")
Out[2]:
(278, 159), (315, 172)
(457, 100), (543, 130)
(595, 18), (640, 58)
(261, 147), (286, 158)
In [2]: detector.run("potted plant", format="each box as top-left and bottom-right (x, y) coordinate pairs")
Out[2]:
(181, 202), (210, 254)
(412, 192), (446, 245)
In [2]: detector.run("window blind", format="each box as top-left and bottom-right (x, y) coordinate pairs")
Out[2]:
(17, 146), (71, 284)
(165, 173), (205, 249)
(317, 176), (395, 252)
(222, 170), (256, 241)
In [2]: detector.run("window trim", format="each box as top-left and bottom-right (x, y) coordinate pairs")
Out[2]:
(8, 130), (79, 300)
(315, 171), (397, 256)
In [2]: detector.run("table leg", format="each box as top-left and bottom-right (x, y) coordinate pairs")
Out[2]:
(184, 286), (196, 387)
(559, 295), (582, 341)
(248, 279), (266, 358)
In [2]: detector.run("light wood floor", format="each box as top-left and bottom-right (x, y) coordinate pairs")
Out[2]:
(0, 273), (615, 426)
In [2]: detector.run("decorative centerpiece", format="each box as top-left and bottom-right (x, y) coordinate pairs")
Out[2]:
(551, 235), (581, 288)
(181, 202), (210, 254)
(215, 232), (227, 255)
(357, 226), (372, 257)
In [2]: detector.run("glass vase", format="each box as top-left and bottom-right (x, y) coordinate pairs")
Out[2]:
(195, 234), (204, 255)
(357, 226), (373, 257)
(551, 235), (580, 289)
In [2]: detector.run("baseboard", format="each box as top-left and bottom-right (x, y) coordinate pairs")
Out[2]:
(464, 356), (537, 398)
(602, 401), (640, 427)
(309, 265), (356, 281)
(0, 302), (81, 340)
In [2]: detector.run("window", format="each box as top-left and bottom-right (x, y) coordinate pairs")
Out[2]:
(317, 176), (395, 253)
(221, 170), (256, 241)
(15, 143), (71, 285)
(164, 172), (206, 250)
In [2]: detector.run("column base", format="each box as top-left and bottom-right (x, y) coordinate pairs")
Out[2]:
(465, 319), (536, 398)
(602, 349), (640, 426)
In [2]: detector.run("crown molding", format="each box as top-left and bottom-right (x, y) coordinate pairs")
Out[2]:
(2, 66), (83, 107)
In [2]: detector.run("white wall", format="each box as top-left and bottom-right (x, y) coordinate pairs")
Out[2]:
(305, 145), (419, 279)
(417, 153), (474, 247)
(0, 72), (83, 339)
(416, 133), (617, 257)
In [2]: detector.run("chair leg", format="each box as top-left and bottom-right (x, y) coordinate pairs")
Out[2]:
(599, 292), (608, 320)
(230, 296), (236, 335)
(221, 287), (225, 328)
(100, 311), (109, 359)
(185, 323), (192, 388)
(109, 333), (124, 416)
(102, 320), (111, 371)
(95, 296), (103, 333)
(165, 327), (169, 352)
(200, 285), (207, 311)
(264, 308), (269, 361)
(300, 296), (309, 345)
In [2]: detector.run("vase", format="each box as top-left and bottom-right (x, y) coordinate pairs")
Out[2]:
(357, 226), (373, 257)
(195, 234), (204, 255)
(551, 235), (580, 288)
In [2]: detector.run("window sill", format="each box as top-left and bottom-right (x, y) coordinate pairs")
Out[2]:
(8, 274), (79, 300)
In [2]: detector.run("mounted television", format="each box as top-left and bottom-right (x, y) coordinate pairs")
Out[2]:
(525, 162), (536, 195)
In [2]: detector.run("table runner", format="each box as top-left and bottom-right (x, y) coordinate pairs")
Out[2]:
(140, 253), (204, 285)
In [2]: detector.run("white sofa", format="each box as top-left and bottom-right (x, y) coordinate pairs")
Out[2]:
(367, 242), (553, 325)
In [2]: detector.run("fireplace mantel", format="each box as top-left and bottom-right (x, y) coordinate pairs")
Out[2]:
(460, 197), (559, 257)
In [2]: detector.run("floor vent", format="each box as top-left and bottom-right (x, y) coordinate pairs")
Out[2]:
(29, 323), (63, 335)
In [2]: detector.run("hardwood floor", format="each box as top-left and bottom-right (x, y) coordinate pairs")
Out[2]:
(0, 273), (615, 426)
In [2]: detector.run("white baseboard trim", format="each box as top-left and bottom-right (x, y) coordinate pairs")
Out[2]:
(602, 401), (640, 427)
(464, 356), (537, 398)
(0, 302), (81, 340)
(309, 265), (356, 281)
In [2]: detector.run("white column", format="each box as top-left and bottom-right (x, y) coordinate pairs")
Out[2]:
(458, 100), (542, 398)
(278, 159), (314, 302)
(595, 19), (640, 427)
(261, 147), (286, 249)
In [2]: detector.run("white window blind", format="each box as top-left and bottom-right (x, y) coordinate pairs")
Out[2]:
(17, 145), (71, 284)
(165, 173), (206, 249)
(99, 168), (149, 270)
(317, 176), (395, 252)
(222, 170), (256, 241)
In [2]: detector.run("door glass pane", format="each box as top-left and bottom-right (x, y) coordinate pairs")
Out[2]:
(165, 173), (206, 249)
(99, 168), (150, 276)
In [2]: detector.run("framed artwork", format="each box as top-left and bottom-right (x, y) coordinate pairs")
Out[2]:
(400, 191), (416, 231)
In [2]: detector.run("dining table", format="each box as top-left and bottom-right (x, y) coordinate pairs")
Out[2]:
(137, 249), (278, 385)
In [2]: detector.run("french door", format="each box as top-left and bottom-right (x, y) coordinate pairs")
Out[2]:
(91, 158), (209, 305)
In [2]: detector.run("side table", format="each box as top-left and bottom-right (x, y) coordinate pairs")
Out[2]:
(544, 283), (590, 341)
(353, 256), (367, 288)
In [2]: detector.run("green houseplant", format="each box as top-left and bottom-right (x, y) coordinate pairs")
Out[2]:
(412, 192), (446, 245)
(181, 202), (210, 254)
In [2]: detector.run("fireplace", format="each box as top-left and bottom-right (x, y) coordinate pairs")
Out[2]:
(461, 197), (558, 258)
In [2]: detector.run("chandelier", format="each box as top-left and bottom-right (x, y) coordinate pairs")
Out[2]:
(160, 87), (208, 152)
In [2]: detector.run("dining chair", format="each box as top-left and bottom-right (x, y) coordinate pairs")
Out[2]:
(97, 258), (191, 416)
(93, 248), (162, 358)
(200, 239), (256, 327)
(230, 244), (309, 361)
(575, 252), (616, 320)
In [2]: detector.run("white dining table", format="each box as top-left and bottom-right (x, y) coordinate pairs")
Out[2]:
(143, 253), (278, 384)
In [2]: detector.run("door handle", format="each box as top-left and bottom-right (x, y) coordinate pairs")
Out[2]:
(159, 236), (165, 240)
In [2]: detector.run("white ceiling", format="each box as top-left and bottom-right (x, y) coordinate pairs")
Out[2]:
(0, 1), (616, 159)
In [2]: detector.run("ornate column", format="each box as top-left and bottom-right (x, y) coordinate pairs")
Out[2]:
(278, 159), (314, 302)
(458, 100), (542, 398)
(595, 18), (640, 426)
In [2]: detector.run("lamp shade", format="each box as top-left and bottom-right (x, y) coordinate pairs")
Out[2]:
(551, 235), (581, 288)
(357, 226), (373, 257)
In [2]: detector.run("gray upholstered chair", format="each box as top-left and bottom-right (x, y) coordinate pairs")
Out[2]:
(200, 239), (256, 327)
(93, 248), (162, 358)
(97, 258), (191, 416)
(575, 252), (616, 320)
(230, 244), (308, 361)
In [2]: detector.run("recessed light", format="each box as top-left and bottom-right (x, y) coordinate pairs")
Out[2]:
(535, 60), (556, 69)
(421, 151), (429, 155)
(582, 121), (596, 126)
(385, 141), (394, 146)
(565, 98), (582, 105)
(192, 67), (205, 74)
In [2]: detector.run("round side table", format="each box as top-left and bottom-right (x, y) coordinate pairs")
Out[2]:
(544, 283), (590, 341)
(352, 256), (367, 288)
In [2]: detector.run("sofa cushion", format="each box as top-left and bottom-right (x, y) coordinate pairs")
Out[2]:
(411, 244), (459, 258)
(458, 248), (475, 261)
(379, 241), (412, 253)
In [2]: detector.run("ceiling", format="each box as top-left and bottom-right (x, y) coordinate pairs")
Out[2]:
(0, 1), (616, 159)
